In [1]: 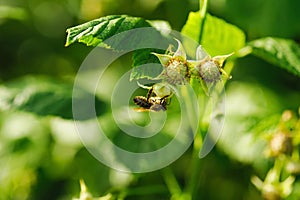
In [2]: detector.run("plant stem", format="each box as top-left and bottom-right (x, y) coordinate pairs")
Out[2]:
(119, 185), (167, 196)
(184, 130), (203, 199)
(170, 81), (206, 200)
(162, 167), (182, 197)
(199, 0), (208, 18)
(198, 0), (208, 43)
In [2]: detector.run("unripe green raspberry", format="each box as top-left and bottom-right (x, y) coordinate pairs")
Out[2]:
(268, 132), (293, 157)
(196, 60), (221, 83)
(162, 58), (189, 84)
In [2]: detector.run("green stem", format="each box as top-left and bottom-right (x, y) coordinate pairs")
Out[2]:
(184, 130), (203, 199)
(183, 89), (208, 199)
(199, 0), (208, 18)
(274, 158), (283, 180)
(174, 80), (207, 200)
(118, 185), (167, 197)
(198, 0), (208, 43)
(162, 167), (182, 197)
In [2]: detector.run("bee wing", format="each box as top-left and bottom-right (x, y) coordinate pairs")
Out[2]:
(133, 107), (151, 112)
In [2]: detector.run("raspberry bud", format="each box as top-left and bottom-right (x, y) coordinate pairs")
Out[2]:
(268, 132), (292, 157)
(286, 160), (300, 175)
(196, 60), (221, 83)
(262, 184), (281, 200)
(152, 39), (190, 85)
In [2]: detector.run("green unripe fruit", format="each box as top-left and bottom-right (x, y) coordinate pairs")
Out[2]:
(163, 58), (189, 84)
(196, 60), (221, 83)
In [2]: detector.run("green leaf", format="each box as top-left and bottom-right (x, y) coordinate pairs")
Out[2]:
(65, 15), (151, 47)
(247, 37), (300, 78)
(130, 49), (165, 80)
(181, 12), (246, 56)
(0, 76), (106, 120)
(130, 63), (163, 81)
(148, 20), (172, 36)
(65, 15), (171, 81)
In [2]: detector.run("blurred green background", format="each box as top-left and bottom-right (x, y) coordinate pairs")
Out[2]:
(1, 0), (300, 199)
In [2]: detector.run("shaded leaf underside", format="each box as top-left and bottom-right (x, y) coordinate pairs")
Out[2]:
(0, 76), (105, 120)
(248, 37), (300, 78)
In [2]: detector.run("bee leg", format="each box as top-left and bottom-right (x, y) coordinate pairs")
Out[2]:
(147, 87), (153, 101)
(159, 95), (167, 103)
(161, 95), (170, 109)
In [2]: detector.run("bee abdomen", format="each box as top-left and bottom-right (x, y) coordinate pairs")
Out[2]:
(133, 96), (151, 109)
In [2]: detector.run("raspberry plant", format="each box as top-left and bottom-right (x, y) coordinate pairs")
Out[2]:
(64, 0), (300, 199)
(0, 0), (300, 199)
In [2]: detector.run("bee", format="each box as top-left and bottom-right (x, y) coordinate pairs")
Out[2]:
(133, 82), (172, 112)
(133, 96), (168, 112)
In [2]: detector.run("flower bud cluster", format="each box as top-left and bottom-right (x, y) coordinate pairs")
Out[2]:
(152, 39), (232, 85)
(133, 39), (233, 111)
